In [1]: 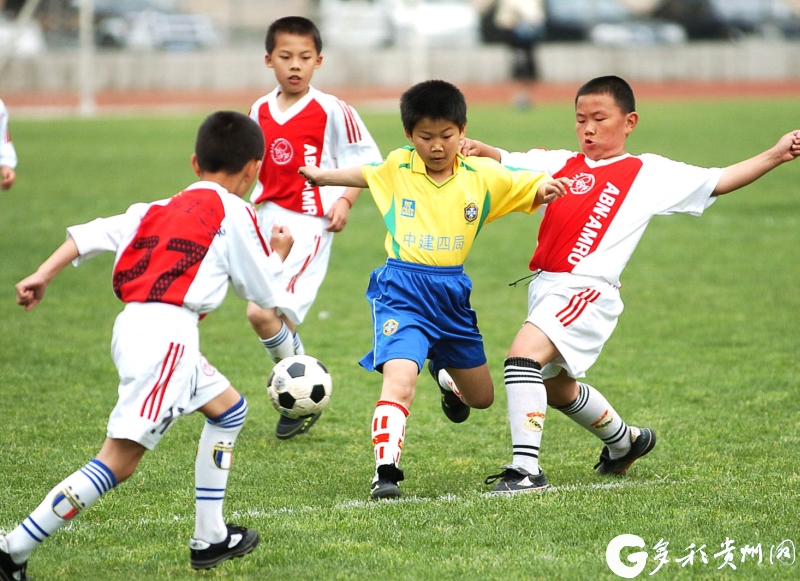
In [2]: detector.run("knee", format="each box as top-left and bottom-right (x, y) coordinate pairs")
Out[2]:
(380, 380), (416, 408)
(208, 396), (249, 431)
(246, 301), (275, 324)
(463, 390), (493, 409)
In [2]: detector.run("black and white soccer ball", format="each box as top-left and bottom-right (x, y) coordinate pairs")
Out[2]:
(267, 355), (333, 419)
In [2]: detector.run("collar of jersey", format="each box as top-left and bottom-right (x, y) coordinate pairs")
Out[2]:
(409, 149), (463, 184)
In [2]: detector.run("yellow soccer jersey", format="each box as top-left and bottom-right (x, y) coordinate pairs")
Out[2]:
(362, 146), (551, 266)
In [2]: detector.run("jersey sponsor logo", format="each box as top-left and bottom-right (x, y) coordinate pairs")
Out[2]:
(464, 202), (479, 223)
(400, 198), (416, 218)
(270, 138), (293, 165)
(567, 182), (621, 266)
(382, 319), (399, 336)
(570, 172), (595, 195)
(524, 411), (545, 432)
(301, 144), (319, 215)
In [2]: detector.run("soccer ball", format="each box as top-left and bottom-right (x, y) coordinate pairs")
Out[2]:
(267, 355), (333, 419)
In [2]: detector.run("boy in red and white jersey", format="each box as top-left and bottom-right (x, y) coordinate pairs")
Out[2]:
(463, 75), (800, 493)
(0, 98), (17, 190)
(247, 16), (382, 440)
(2, 111), (292, 579)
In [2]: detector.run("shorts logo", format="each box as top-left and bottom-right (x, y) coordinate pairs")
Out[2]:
(401, 199), (416, 218)
(570, 172), (595, 195)
(464, 202), (479, 222)
(382, 319), (399, 336)
(270, 138), (294, 165)
(201, 357), (216, 377)
(52, 487), (83, 520)
(212, 443), (234, 470)
(524, 411), (545, 432)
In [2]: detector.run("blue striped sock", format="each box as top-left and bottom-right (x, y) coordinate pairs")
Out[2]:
(6, 459), (116, 563)
(194, 396), (247, 543)
(260, 322), (294, 362)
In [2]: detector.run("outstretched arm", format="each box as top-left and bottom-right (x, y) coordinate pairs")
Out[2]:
(16, 237), (80, 311)
(299, 165), (368, 189)
(714, 130), (800, 196)
(461, 138), (502, 161)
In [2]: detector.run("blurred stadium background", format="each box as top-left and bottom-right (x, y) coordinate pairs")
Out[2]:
(1, 0), (800, 114)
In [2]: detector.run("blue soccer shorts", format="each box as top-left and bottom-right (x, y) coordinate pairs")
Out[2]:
(358, 259), (487, 374)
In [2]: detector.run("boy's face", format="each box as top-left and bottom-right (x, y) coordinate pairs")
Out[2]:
(574, 92), (638, 161)
(405, 118), (465, 180)
(265, 32), (322, 98)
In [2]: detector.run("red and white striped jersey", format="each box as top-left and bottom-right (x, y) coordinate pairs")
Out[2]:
(0, 99), (17, 169)
(500, 149), (724, 287)
(67, 181), (284, 315)
(248, 86), (382, 215)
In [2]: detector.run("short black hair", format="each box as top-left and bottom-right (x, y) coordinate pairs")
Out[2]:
(194, 111), (264, 174)
(265, 16), (322, 55)
(400, 80), (467, 134)
(575, 75), (636, 114)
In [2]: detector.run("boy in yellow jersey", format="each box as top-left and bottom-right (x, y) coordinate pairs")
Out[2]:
(299, 80), (569, 499)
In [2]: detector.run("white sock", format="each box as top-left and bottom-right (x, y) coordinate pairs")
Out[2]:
(433, 368), (462, 399)
(371, 400), (409, 478)
(6, 459), (116, 563)
(292, 331), (305, 356)
(260, 322), (295, 363)
(505, 357), (547, 475)
(554, 382), (632, 459)
(193, 397), (247, 544)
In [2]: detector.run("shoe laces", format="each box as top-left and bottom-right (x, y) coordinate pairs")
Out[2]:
(484, 466), (521, 485)
(225, 524), (248, 537)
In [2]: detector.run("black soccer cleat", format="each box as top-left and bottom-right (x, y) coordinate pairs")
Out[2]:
(594, 427), (656, 475)
(427, 360), (470, 423)
(369, 464), (405, 500)
(275, 412), (322, 440)
(484, 464), (549, 494)
(0, 537), (29, 581)
(189, 524), (260, 570)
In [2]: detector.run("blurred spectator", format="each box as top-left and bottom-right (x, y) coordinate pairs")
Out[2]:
(616, 0), (663, 15)
(2, 0), (25, 18)
(493, 0), (545, 108)
(0, 98), (17, 191)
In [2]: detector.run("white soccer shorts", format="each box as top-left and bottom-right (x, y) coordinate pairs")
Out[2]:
(107, 303), (230, 450)
(524, 271), (624, 380)
(257, 202), (334, 325)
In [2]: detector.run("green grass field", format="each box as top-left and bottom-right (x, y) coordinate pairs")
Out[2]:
(1, 97), (798, 580)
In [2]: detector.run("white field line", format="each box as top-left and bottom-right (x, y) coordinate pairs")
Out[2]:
(1, 475), (672, 534)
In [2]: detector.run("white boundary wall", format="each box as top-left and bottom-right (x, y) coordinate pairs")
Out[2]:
(2, 40), (800, 94)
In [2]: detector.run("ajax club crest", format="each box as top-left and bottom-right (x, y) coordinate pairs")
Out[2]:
(270, 138), (294, 165)
(570, 172), (595, 195)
